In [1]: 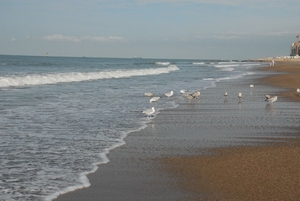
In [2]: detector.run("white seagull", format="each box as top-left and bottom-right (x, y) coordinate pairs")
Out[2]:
(180, 89), (187, 94)
(224, 92), (228, 96)
(144, 92), (153, 97)
(142, 107), (155, 117)
(186, 94), (194, 100)
(267, 96), (277, 103)
(150, 96), (160, 103)
(165, 91), (173, 98)
(238, 92), (243, 99)
(297, 88), (300, 96)
(265, 94), (271, 101)
(191, 91), (200, 98)
(250, 84), (254, 88)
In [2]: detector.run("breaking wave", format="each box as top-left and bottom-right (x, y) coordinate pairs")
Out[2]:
(0, 65), (179, 88)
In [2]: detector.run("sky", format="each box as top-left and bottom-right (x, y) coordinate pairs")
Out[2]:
(0, 0), (299, 60)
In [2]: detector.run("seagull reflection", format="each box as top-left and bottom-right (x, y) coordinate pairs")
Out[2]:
(238, 100), (242, 109)
(150, 123), (155, 129)
(265, 103), (277, 115)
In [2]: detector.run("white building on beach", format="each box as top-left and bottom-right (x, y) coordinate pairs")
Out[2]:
(290, 34), (300, 56)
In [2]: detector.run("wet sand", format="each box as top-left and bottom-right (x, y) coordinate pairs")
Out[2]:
(162, 61), (300, 200)
(55, 61), (300, 201)
(260, 61), (300, 101)
(162, 140), (300, 200)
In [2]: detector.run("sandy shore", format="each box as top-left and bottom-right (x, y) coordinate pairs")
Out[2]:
(161, 61), (300, 200)
(259, 61), (300, 101)
(55, 61), (300, 201)
(162, 140), (300, 200)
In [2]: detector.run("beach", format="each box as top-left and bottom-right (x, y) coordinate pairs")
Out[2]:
(55, 61), (300, 201)
(260, 61), (300, 101)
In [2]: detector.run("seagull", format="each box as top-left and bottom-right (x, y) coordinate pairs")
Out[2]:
(267, 96), (277, 103)
(150, 96), (160, 103)
(250, 84), (254, 88)
(224, 92), (228, 96)
(191, 91), (200, 98)
(297, 88), (300, 96)
(142, 107), (155, 117)
(186, 94), (194, 100)
(180, 89), (187, 94)
(265, 94), (271, 101)
(144, 92), (153, 97)
(165, 91), (173, 98)
(238, 92), (242, 99)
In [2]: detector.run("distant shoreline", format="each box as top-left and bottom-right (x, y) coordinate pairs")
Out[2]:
(250, 57), (300, 62)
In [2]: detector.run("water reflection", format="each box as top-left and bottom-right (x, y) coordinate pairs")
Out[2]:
(265, 103), (277, 115)
(238, 100), (242, 109)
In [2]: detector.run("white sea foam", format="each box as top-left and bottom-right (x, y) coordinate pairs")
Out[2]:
(218, 72), (255, 81)
(0, 65), (179, 88)
(219, 67), (234, 71)
(155, 62), (170, 66)
(241, 63), (261, 67)
(203, 78), (214, 81)
(192, 62), (205, 65)
(44, 153), (108, 201)
(203, 72), (255, 82)
(44, 124), (148, 201)
(214, 64), (239, 68)
(218, 61), (237, 64)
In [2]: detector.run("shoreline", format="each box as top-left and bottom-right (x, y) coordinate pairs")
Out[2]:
(55, 61), (300, 201)
(249, 57), (300, 63)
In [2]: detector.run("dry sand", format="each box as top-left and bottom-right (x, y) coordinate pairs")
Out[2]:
(55, 61), (300, 201)
(162, 141), (300, 200)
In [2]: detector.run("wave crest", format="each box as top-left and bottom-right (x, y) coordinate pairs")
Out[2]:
(0, 65), (179, 88)
(155, 62), (170, 66)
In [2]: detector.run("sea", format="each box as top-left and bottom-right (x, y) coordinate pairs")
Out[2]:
(0, 55), (265, 201)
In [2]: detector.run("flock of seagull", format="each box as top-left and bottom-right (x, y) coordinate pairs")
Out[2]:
(226, 84), (278, 103)
(142, 90), (176, 117)
(142, 86), (300, 117)
(142, 89), (204, 117)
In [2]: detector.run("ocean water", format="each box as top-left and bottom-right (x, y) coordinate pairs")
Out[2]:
(0, 55), (263, 201)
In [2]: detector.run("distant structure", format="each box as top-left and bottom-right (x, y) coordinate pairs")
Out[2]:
(290, 34), (300, 56)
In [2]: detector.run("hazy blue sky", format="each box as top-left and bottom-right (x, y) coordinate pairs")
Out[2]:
(1, 0), (299, 59)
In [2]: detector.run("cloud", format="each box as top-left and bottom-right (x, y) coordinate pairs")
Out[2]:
(256, 31), (298, 37)
(196, 31), (298, 40)
(41, 34), (124, 43)
(80, 36), (125, 42)
(11, 38), (17, 42)
(42, 34), (81, 43)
